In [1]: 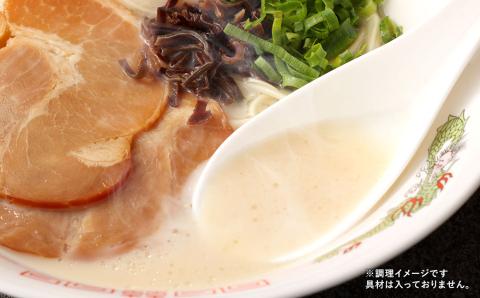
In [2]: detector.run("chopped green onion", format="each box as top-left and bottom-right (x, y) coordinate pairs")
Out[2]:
(286, 64), (318, 81)
(324, 19), (358, 59)
(380, 16), (403, 44)
(255, 56), (282, 83)
(304, 8), (339, 32)
(275, 57), (309, 88)
(224, 23), (320, 78)
(316, 0), (334, 11)
(272, 11), (283, 45)
(294, 21), (304, 32)
(304, 43), (329, 69)
(357, 0), (378, 18)
(330, 49), (354, 68)
(228, 0), (401, 90)
(272, 1), (308, 26)
(286, 32), (301, 42)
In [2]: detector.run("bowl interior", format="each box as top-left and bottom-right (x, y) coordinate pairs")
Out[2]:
(1, 0), (477, 298)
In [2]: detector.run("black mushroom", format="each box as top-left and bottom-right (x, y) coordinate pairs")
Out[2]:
(120, 0), (263, 124)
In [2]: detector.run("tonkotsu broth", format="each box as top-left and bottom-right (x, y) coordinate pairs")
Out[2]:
(197, 121), (394, 263)
(0, 119), (395, 290)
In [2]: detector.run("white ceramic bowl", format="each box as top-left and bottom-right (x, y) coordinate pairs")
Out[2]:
(2, 0), (480, 297)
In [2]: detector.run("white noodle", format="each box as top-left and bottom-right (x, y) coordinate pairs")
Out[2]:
(223, 77), (290, 129)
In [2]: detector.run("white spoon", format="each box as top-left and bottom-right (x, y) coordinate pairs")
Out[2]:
(192, 0), (480, 251)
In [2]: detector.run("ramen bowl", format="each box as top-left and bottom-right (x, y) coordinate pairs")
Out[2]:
(1, 0), (480, 297)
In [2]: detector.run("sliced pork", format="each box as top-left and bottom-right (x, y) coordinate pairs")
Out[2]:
(0, 98), (232, 258)
(0, 0), (168, 208)
(0, 12), (8, 47)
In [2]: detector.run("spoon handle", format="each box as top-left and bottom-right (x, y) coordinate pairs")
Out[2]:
(402, 0), (480, 114)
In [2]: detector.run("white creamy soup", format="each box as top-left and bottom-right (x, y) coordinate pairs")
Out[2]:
(1, 119), (395, 290)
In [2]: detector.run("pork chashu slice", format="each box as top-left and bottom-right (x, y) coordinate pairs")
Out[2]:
(0, 99), (233, 258)
(0, 13), (9, 47)
(0, 0), (168, 208)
